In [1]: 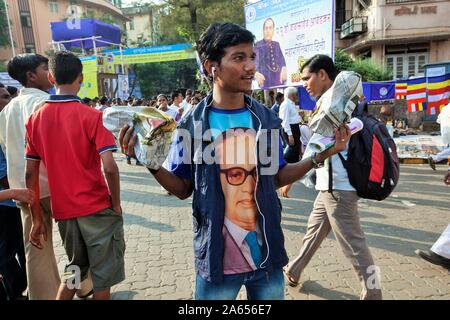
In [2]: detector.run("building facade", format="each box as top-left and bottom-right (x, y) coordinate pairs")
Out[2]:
(122, 6), (157, 47)
(336, 0), (450, 79)
(0, 0), (127, 60)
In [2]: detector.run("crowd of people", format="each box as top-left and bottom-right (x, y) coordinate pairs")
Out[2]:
(0, 22), (448, 301)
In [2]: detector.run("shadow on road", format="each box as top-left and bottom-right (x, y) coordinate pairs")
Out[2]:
(123, 213), (176, 232)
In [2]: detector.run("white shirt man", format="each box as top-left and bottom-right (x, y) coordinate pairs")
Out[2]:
(0, 88), (50, 197)
(279, 90), (301, 138)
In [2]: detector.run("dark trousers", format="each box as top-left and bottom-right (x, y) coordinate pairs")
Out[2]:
(283, 123), (301, 163)
(0, 205), (27, 300)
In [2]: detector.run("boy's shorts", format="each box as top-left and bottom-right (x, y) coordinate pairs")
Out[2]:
(57, 208), (125, 292)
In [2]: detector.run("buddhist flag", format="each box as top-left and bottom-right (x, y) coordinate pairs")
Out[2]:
(426, 74), (450, 115)
(395, 82), (407, 99)
(406, 77), (427, 112)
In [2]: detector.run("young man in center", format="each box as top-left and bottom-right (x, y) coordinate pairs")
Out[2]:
(120, 23), (350, 300)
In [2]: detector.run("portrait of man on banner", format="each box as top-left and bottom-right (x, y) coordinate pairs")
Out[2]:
(255, 18), (287, 89)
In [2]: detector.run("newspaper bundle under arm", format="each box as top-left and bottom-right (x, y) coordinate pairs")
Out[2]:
(309, 71), (363, 137)
(303, 117), (364, 159)
(103, 106), (177, 169)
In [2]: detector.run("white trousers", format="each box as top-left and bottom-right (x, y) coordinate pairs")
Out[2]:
(432, 146), (450, 162)
(431, 224), (450, 259)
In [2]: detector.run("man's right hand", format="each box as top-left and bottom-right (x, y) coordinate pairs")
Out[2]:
(30, 220), (47, 250)
(288, 135), (295, 146)
(255, 72), (265, 87)
(118, 124), (138, 158)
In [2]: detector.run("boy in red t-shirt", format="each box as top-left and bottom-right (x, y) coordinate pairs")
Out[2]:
(24, 51), (124, 300)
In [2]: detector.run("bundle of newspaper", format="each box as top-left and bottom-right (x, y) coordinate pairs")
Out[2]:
(309, 71), (363, 137)
(103, 106), (177, 169)
(303, 117), (364, 159)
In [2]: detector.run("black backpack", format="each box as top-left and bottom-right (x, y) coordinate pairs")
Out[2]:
(337, 106), (400, 201)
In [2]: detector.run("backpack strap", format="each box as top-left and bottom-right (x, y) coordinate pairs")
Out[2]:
(337, 152), (347, 167)
(328, 158), (339, 201)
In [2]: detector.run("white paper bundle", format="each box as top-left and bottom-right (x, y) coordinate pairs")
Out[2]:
(309, 71), (363, 137)
(103, 106), (177, 169)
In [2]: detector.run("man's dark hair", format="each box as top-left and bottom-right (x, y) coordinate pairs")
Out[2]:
(197, 23), (255, 76)
(157, 94), (168, 100)
(171, 90), (181, 101)
(300, 54), (338, 81)
(48, 51), (83, 85)
(7, 54), (49, 86)
(100, 96), (108, 105)
(6, 86), (18, 96)
(81, 97), (91, 105)
(275, 92), (284, 103)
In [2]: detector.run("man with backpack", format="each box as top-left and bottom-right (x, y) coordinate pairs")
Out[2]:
(284, 54), (382, 300)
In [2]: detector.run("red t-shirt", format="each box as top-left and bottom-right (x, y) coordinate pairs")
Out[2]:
(25, 95), (118, 220)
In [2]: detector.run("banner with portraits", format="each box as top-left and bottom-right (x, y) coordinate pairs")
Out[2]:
(245, 0), (334, 89)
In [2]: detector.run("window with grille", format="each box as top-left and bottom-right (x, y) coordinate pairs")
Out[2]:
(386, 53), (428, 79)
(20, 13), (32, 27)
(49, 0), (58, 13)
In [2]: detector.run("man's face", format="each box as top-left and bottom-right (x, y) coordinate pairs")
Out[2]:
(0, 87), (11, 111)
(158, 96), (168, 108)
(176, 93), (183, 105)
(32, 63), (53, 91)
(216, 130), (257, 231)
(263, 19), (274, 42)
(290, 92), (299, 105)
(215, 43), (256, 94)
(301, 67), (327, 98)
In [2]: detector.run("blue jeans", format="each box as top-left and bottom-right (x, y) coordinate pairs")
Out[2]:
(195, 268), (285, 300)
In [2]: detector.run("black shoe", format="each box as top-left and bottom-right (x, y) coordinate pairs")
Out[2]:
(415, 249), (450, 269)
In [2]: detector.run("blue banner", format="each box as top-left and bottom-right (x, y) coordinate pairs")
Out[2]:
(298, 86), (316, 110)
(362, 81), (395, 101)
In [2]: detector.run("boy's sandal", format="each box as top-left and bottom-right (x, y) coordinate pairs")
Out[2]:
(283, 267), (299, 287)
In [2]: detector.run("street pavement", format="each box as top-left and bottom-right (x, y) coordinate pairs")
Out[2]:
(53, 155), (450, 300)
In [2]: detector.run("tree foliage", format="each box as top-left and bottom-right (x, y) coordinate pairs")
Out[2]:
(157, 0), (245, 44)
(135, 60), (198, 97)
(335, 49), (392, 81)
(132, 0), (246, 95)
(0, 5), (11, 48)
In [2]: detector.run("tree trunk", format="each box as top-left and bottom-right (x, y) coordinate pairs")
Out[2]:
(189, 1), (199, 41)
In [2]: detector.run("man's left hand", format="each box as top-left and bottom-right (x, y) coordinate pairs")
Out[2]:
(331, 124), (351, 153)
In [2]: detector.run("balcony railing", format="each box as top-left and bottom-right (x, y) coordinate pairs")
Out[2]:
(386, 0), (427, 4)
(340, 16), (368, 39)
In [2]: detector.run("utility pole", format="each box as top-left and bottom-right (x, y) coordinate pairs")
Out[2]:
(3, 0), (15, 57)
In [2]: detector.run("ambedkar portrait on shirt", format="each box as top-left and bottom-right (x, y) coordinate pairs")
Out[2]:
(214, 128), (263, 275)
(255, 18), (287, 89)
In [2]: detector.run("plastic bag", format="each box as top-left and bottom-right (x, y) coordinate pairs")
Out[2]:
(103, 106), (177, 169)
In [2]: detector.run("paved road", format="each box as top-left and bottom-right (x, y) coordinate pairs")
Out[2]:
(53, 156), (450, 300)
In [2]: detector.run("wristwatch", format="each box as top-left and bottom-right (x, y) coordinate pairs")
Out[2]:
(311, 152), (325, 169)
